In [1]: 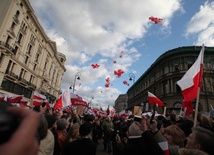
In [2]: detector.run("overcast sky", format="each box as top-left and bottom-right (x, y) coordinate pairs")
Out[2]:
(29, 0), (214, 110)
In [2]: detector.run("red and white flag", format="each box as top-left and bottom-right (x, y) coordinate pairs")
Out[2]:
(182, 100), (193, 116)
(7, 94), (24, 103)
(148, 91), (164, 107)
(177, 45), (204, 101)
(0, 93), (7, 101)
(54, 87), (71, 110)
(32, 91), (46, 106)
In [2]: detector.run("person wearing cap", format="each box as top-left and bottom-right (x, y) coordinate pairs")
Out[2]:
(62, 122), (97, 155)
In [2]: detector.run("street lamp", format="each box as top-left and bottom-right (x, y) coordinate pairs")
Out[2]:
(129, 73), (135, 84)
(71, 72), (81, 92)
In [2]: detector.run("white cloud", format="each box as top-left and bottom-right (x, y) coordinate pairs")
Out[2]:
(29, 0), (183, 108)
(185, 1), (214, 46)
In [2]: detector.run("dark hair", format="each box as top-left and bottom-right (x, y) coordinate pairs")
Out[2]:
(192, 126), (214, 154)
(37, 114), (48, 140)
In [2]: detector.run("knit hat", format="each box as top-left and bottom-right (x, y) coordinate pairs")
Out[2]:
(44, 114), (56, 128)
(79, 122), (91, 136)
(128, 122), (143, 138)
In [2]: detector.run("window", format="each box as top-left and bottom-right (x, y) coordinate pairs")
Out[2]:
(0, 53), (5, 65)
(13, 46), (18, 55)
(15, 11), (20, 18)
(6, 36), (12, 44)
(174, 64), (179, 71)
(163, 80), (169, 94)
(17, 33), (23, 44)
(33, 64), (37, 71)
(27, 44), (32, 55)
(24, 56), (28, 64)
(10, 22), (16, 30)
(29, 75), (34, 83)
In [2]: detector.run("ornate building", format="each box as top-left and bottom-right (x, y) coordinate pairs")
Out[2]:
(114, 94), (128, 113)
(127, 46), (214, 114)
(0, 0), (66, 103)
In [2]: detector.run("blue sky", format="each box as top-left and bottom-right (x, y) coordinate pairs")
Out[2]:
(29, 0), (214, 110)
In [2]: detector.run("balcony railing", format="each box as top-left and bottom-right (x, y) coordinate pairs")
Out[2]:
(27, 81), (37, 90)
(18, 77), (28, 85)
(5, 70), (19, 79)
(0, 41), (16, 55)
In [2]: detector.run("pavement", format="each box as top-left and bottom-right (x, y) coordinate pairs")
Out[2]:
(96, 139), (112, 155)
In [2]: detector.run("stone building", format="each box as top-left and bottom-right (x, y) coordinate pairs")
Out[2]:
(114, 94), (128, 113)
(127, 46), (214, 114)
(0, 0), (66, 103)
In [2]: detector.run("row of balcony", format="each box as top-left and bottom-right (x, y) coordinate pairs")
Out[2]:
(5, 71), (36, 89)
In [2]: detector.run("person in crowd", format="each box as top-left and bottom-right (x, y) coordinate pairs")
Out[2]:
(92, 118), (102, 145)
(56, 118), (69, 154)
(163, 124), (186, 155)
(44, 113), (61, 155)
(185, 126), (214, 155)
(178, 148), (209, 155)
(37, 114), (54, 155)
(64, 122), (80, 145)
(115, 115), (164, 155)
(101, 116), (114, 153)
(149, 119), (169, 155)
(188, 111), (202, 126)
(54, 109), (64, 120)
(71, 107), (81, 124)
(62, 122), (97, 155)
(112, 116), (122, 155)
(0, 105), (40, 155)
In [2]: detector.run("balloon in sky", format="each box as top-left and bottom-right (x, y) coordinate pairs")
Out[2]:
(123, 80), (129, 86)
(119, 51), (124, 58)
(149, 16), (163, 24)
(91, 63), (100, 69)
(114, 69), (124, 77)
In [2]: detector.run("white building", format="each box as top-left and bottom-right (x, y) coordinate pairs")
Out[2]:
(0, 0), (66, 104)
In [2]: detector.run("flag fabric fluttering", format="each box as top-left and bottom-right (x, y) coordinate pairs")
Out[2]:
(7, 94), (24, 103)
(32, 91), (46, 106)
(54, 87), (71, 110)
(148, 91), (164, 107)
(177, 45), (204, 102)
(182, 100), (193, 116)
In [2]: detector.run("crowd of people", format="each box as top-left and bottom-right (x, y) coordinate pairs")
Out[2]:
(1, 100), (214, 155)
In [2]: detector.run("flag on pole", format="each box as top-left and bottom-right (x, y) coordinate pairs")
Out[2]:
(54, 87), (71, 110)
(177, 45), (204, 101)
(148, 91), (164, 107)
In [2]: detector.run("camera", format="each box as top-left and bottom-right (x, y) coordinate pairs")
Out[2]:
(134, 115), (142, 122)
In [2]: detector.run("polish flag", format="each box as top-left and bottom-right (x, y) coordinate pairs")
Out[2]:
(7, 94), (24, 103)
(182, 100), (193, 116)
(54, 87), (71, 110)
(177, 45), (204, 101)
(32, 91), (46, 106)
(0, 93), (7, 101)
(148, 91), (164, 107)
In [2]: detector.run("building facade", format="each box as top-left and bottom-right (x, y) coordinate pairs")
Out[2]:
(0, 0), (66, 103)
(127, 46), (214, 114)
(114, 94), (128, 113)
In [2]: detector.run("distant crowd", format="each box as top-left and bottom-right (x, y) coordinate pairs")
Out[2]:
(1, 100), (214, 155)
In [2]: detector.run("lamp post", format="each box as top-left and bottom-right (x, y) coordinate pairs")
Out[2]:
(129, 73), (135, 84)
(72, 72), (81, 92)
